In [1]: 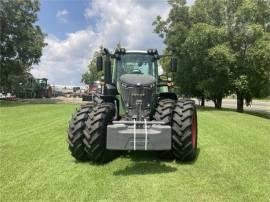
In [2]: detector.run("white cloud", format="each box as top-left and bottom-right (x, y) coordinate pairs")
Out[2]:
(33, 1), (177, 85)
(56, 9), (69, 23)
(84, 0), (171, 50)
(32, 30), (97, 85)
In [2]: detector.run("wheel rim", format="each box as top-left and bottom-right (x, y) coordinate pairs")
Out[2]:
(191, 115), (197, 148)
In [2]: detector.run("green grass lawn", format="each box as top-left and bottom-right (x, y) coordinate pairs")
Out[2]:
(0, 102), (269, 202)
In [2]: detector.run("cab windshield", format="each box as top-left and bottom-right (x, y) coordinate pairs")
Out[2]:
(115, 54), (157, 80)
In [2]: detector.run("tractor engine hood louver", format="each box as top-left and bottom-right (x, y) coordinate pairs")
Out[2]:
(119, 74), (156, 119)
(119, 74), (156, 86)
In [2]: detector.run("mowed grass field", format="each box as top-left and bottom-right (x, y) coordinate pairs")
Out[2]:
(0, 102), (269, 202)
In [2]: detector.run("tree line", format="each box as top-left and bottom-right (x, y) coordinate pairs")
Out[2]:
(5, 0), (267, 113)
(153, 0), (270, 112)
(0, 0), (45, 93)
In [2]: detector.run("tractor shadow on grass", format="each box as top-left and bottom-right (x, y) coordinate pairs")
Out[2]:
(113, 151), (179, 176)
(113, 162), (177, 176)
(113, 149), (200, 176)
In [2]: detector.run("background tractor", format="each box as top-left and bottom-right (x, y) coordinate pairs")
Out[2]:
(67, 47), (198, 163)
(35, 78), (52, 98)
(9, 73), (52, 98)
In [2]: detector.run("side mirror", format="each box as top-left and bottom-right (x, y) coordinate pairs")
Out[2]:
(96, 56), (103, 72)
(170, 58), (177, 72)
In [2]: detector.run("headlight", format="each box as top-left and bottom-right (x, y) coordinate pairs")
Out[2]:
(121, 82), (127, 88)
(149, 83), (155, 88)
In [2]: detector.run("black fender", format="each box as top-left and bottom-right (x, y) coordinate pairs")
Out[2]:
(159, 92), (177, 101)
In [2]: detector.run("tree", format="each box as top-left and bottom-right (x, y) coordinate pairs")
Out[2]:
(245, 34), (270, 101)
(190, 0), (270, 111)
(153, 0), (270, 112)
(0, 0), (46, 92)
(153, 0), (202, 102)
(225, 0), (270, 112)
(190, 0), (226, 27)
(153, 2), (230, 107)
(81, 51), (103, 85)
(179, 24), (233, 109)
(153, 0), (191, 57)
(206, 44), (235, 108)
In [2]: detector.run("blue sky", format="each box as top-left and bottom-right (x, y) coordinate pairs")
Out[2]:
(33, 0), (195, 85)
(38, 0), (90, 39)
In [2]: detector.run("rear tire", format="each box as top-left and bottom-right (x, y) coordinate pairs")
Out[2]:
(172, 100), (198, 161)
(83, 103), (118, 163)
(67, 105), (93, 161)
(153, 98), (175, 159)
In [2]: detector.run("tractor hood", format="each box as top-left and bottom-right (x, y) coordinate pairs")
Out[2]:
(118, 74), (156, 120)
(119, 74), (155, 86)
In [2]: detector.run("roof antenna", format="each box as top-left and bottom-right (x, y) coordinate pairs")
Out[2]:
(117, 41), (121, 49)
(99, 45), (103, 51)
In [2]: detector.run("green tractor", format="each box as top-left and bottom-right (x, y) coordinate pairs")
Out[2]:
(35, 78), (52, 98)
(67, 48), (198, 163)
(15, 75), (52, 98)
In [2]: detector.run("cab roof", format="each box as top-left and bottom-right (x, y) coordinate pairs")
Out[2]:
(125, 50), (148, 54)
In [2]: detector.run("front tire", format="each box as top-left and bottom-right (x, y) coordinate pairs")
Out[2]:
(153, 98), (175, 159)
(67, 105), (93, 161)
(172, 100), (198, 161)
(83, 103), (118, 163)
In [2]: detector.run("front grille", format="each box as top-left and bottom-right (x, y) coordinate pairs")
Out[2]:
(119, 84), (155, 110)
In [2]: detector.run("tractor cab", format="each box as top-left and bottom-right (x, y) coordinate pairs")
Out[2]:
(112, 50), (158, 83)
(36, 78), (48, 87)
(97, 48), (176, 85)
